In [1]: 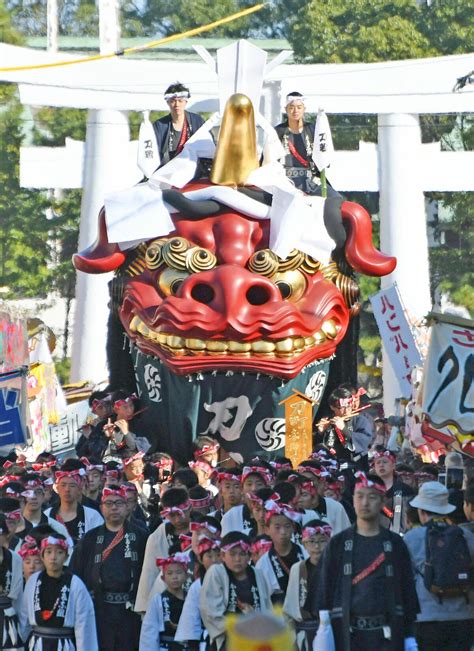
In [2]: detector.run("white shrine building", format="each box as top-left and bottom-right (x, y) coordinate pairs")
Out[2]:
(0, 38), (473, 413)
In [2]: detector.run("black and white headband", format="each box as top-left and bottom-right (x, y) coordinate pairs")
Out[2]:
(286, 94), (306, 104)
(164, 91), (190, 101)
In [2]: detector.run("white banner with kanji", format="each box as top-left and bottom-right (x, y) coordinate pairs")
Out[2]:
(422, 319), (474, 435)
(370, 285), (422, 398)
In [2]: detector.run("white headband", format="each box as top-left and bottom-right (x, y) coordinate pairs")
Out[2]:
(286, 94), (306, 105)
(164, 91), (190, 101)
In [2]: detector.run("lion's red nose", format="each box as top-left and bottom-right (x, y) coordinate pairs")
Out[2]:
(179, 265), (282, 321)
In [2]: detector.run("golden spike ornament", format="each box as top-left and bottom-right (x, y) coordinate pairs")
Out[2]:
(210, 93), (259, 186)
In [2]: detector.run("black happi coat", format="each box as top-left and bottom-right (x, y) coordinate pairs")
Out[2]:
(70, 521), (147, 605)
(310, 525), (419, 651)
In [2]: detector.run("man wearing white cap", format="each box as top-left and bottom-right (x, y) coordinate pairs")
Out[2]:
(404, 481), (474, 650)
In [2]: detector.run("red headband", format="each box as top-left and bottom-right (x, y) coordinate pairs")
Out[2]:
(190, 521), (219, 535)
(194, 443), (220, 458)
(242, 466), (272, 485)
(101, 487), (126, 501)
(161, 500), (191, 518)
(197, 537), (221, 556)
(217, 472), (241, 483)
(373, 450), (396, 462)
(302, 524), (332, 540)
(247, 492), (280, 507)
(31, 460), (56, 471)
(5, 509), (22, 521)
(55, 469), (85, 484)
(300, 481), (317, 495)
(188, 460), (213, 474)
(113, 394), (137, 409)
(19, 542), (41, 559)
(40, 536), (69, 553)
(221, 540), (251, 553)
(298, 466), (330, 480)
(123, 452), (145, 466)
(105, 469), (122, 479)
(189, 494), (212, 508)
(156, 553), (189, 570)
(354, 471), (386, 494)
(264, 499), (301, 525)
(250, 539), (273, 555)
(0, 475), (21, 487)
(179, 534), (192, 551)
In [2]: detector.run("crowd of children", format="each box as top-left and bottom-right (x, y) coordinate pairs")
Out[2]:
(0, 385), (471, 650)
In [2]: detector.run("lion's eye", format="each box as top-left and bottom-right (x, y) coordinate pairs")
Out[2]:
(273, 270), (307, 302)
(158, 268), (190, 296)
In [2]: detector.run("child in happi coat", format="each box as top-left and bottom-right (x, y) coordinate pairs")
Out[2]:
(22, 534), (98, 651)
(283, 520), (332, 651)
(139, 552), (189, 651)
(199, 532), (272, 651)
(18, 538), (43, 583)
(220, 467), (273, 537)
(0, 514), (23, 650)
(135, 488), (192, 613)
(255, 497), (306, 605)
(175, 536), (222, 651)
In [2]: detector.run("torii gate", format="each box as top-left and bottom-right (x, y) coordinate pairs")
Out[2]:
(1, 41), (473, 413)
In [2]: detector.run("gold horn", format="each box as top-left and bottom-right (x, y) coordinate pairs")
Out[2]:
(210, 93), (259, 186)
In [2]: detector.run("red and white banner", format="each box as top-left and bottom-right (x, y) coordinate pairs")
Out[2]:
(422, 316), (474, 436)
(370, 285), (422, 398)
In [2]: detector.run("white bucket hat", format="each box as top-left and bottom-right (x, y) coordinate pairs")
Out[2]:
(410, 481), (455, 515)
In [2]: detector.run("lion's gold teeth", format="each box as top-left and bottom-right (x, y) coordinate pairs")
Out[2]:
(129, 317), (340, 357)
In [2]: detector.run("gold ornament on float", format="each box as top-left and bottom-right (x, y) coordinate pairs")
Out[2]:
(210, 93), (259, 186)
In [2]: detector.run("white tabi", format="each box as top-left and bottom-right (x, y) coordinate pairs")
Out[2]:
(134, 522), (173, 613)
(21, 572), (98, 651)
(199, 563), (272, 651)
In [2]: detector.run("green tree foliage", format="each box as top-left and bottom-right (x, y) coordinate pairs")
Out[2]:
(6, 0), (146, 37)
(0, 2), (54, 297)
(286, 0), (474, 62)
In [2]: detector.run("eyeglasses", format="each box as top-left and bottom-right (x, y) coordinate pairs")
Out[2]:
(102, 500), (126, 508)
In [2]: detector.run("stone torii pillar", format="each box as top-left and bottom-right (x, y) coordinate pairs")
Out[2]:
(378, 113), (432, 413)
(70, 0), (130, 384)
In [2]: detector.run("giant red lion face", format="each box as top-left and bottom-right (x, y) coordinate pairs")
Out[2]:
(74, 181), (395, 380)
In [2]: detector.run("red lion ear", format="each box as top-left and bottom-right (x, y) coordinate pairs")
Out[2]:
(72, 207), (126, 274)
(341, 201), (396, 277)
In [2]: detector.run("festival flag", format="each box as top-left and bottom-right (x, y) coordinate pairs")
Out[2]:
(422, 313), (474, 438)
(137, 110), (159, 178)
(370, 284), (422, 398)
(312, 110), (334, 172)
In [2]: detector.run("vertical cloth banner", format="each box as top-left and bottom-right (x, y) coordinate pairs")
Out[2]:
(370, 284), (422, 398)
(0, 369), (27, 447)
(422, 316), (474, 436)
(312, 110), (334, 171)
(132, 344), (330, 462)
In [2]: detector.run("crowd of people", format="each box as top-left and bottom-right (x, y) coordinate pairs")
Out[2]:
(0, 382), (471, 651)
(1, 85), (470, 651)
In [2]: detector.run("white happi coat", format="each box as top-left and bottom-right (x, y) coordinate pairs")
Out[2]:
(135, 522), (171, 613)
(199, 563), (272, 651)
(175, 578), (204, 644)
(44, 506), (104, 536)
(220, 505), (253, 537)
(21, 572), (98, 651)
(138, 591), (165, 651)
(256, 544), (308, 595)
